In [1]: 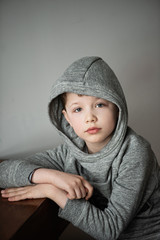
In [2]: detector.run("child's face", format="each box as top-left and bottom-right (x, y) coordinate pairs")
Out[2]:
(62, 93), (118, 153)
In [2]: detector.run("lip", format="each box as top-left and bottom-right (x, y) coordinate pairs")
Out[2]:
(86, 127), (101, 134)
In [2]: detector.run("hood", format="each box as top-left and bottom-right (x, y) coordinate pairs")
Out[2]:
(48, 56), (128, 159)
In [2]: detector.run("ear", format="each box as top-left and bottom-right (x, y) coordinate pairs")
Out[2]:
(62, 109), (72, 126)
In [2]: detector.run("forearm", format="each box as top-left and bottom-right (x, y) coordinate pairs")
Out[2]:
(1, 183), (68, 209)
(32, 168), (93, 201)
(0, 150), (62, 188)
(31, 169), (69, 208)
(47, 185), (68, 209)
(31, 168), (58, 184)
(0, 159), (40, 188)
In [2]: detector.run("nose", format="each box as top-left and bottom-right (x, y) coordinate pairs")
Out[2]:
(85, 110), (97, 123)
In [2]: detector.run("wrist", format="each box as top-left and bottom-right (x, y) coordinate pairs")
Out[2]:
(28, 168), (40, 183)
(32, 168), (55, 184)
(46, 185), (68, 209)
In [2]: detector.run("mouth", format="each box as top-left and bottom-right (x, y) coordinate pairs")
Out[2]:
(86, 127), (101, 134)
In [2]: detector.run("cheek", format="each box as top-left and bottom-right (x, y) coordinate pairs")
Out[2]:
(71, 119), (84, 136)
(68, 116), (81, 130)
(110, 115), (118, 130)
(72, 121), (82, 132)
(103, 112), (117, 129)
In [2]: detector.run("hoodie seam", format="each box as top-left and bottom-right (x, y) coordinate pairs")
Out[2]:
(83, 57), (102, 81)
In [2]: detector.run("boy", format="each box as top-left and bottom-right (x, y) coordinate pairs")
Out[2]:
(0, 56), (160, 240)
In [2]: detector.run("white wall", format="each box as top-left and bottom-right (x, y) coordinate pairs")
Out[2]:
(0, 0), (160, 163)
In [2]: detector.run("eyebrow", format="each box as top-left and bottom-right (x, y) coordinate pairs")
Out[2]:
(67, 102), (80, 108)
(67, 98), (108, 108)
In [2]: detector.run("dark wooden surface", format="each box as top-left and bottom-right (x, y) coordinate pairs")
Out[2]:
(0, 194), (68, 240)
(0, 160), (68, 240)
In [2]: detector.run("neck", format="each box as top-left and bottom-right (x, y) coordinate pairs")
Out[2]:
(86, 139), (110, 154)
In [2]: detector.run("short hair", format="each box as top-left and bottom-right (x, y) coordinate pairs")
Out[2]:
(60, 93), (67, 110)
(60, 93), (83, 110)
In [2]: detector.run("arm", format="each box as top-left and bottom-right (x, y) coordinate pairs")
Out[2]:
(2, 144), (157, 239)
(57, 145), (158, 240)
(1, 170), (93, 207)
(0, 144), (93, 200)
(31, 168), (93, 200)
(1, 184), (68, 208)
(0, 145), (65, 188)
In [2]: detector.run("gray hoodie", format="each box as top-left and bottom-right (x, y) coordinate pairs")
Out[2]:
(0, 57), (160, 240)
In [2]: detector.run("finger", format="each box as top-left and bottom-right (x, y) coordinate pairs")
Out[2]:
(66, 187), (76, 200)
(2, 191), (25, 198)
(1, 188), (28, 198)
(71, 179), (86, 199)
(74, 186), (85, 199)
(79, 186), (87, 198)
(67, 184), (87, 199)
(77, 177), (90, 198)
(8, 193), (29, 202)
(1, 188), (21, 194)
(85, 188), (93, 200)
(1, 190), (29, 201)
(67, 192), (76, 200)
(1, 186), (31, 195)
(83, 182), (93, 200)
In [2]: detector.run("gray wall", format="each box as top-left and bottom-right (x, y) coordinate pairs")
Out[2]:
(0, 0), (160, 163)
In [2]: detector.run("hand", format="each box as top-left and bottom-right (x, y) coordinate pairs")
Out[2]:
(1, 184), (68, 208)
(50, 170), (93, 200)
(33, 169), (93, 201)
(1, 184), (56, 202)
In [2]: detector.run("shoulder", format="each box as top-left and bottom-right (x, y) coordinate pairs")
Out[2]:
(125, 127), (152, 152)
(44, 143), (70, 164)
(122, 127), (155, 168)
(48, 143), (70, 156)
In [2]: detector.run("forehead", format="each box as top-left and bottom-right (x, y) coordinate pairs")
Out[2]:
(65, 93), (101, 103)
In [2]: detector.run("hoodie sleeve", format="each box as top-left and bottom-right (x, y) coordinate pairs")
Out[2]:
(58, 143), (158, 240)
(0, 144), (66, 188)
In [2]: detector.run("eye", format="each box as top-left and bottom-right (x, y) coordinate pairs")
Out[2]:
(74, 107), (82, 113)
(96, 103), (104, 108)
